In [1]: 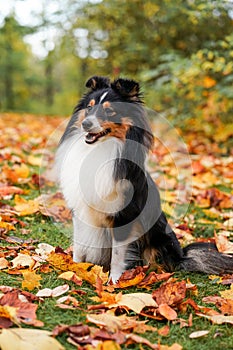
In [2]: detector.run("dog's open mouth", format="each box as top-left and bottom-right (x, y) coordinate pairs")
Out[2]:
(85, 128), (111, 144)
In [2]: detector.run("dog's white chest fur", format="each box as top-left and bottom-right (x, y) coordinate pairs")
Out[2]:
(56, 133), (124, 224)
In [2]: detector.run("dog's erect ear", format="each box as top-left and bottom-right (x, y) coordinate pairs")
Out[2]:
(111, 78), (140, 98)
(85, 76), (110, 91)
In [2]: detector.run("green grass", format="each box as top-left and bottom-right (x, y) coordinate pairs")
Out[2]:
(1, 212), (233, 350)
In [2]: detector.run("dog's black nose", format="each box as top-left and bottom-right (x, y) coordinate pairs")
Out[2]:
(82, 118), (93, 131)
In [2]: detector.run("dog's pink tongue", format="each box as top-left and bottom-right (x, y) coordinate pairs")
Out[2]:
(85, 133), (98, 144)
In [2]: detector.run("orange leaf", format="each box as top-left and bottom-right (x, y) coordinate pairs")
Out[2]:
(0, 185), (24, 197)
(203, 76), (216, 88)
(139, 272), (173, 288)
(115, 266), (146, 288)
(47, 251), (108, 285)
(0, 257), (9, 270)
(152, 280), (186, 306)
(58, 271), (82, 286)
(158, 325), (170, 336)
(0, 221), (15, 232)
(158, 303), (177, 320)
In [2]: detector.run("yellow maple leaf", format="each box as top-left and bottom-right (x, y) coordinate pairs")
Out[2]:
(21, 270), (42, 291)
(14, 195), (40, 216)
(47, 251), (108, 285)
(220, 284), (233, 300)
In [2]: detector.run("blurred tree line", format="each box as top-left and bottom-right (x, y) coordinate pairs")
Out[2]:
(0, 0), (233, 124)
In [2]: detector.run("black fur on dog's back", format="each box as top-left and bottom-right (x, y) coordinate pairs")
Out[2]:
(57, 75), (233, 280)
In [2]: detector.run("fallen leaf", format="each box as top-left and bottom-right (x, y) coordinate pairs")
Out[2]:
(223, 218), (233, 229)
(0, 185), (24, 197)
(215, 232), (233, 254)
(51, 284), (70, 297)
(0, 328), (64, 350)
(58, 271), (82, 286)
(189, 330), (209, 338)
(87, 313), (157, 334)
(0, 258), (9, 270)
(11, 253), (35, 269)
(27, 155), (43, 167)
(158, 325), (170, 336)
(157, 303), (177, 320)
(35, 243), (55, 259)
(114, 266), (146, 288)
(160, 344), (183, 350)
(47, 251), (108, 285)
(219, 284), (233, 300)
(0, 290), (42, 327)
(152, 280), (186, 306)
(197, 313), (233, 325)
(0, 305), (19, 327)
(0, 221), (16, 233)
(139, 271), (173, 288)
(118, 292), (158, 314)
(21, 270), (42, 291)
(36, 284), (69, 298)
(38, 193), (72, 222)
(56, 295), (80, 309)
(126, 333), (159, 350)
(14, 195), (40, 216)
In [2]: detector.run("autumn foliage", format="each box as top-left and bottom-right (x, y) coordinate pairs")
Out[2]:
(0, 113), (233, 349)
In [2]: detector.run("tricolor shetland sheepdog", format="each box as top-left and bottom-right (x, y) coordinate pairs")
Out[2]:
(56, 76), (233, 283)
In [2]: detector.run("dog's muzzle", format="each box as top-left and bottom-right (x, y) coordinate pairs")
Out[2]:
(82, 116), (111, 144)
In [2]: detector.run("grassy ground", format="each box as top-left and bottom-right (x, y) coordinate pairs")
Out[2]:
(0, 113), (233, 349)
(1, 205), (232, 350)
(1, 216), (233, 350)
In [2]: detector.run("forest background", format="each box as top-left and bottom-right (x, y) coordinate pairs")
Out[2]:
(1, 0), (233, 125)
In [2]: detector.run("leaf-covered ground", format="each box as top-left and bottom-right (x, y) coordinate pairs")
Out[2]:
(0, 113), (233, 350)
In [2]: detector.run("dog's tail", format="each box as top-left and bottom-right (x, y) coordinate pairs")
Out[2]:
(179, 242), (233, 274)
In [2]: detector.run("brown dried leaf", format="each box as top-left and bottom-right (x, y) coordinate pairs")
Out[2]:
(114, 266), (146, 288)
(197, 313), (233, 325)
(215, 232), (233, 254)
(152, 280), (186, 306)
(0, 258), (9, 270)
(87, 313), (157, 334)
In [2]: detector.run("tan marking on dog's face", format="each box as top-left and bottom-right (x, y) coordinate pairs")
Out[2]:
(103, 101), (111, 108)
(89, 99), (96, 107)
(102, 117), (132, 141)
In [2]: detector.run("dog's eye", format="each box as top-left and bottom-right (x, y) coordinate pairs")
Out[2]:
(87, 105), (92, 111)
(104, 107), (116, 116)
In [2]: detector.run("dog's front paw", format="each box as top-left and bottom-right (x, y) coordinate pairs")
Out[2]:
(108, 272), (121, 285)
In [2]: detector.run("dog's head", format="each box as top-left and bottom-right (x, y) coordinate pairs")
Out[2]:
(65, 76), (153, 150)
